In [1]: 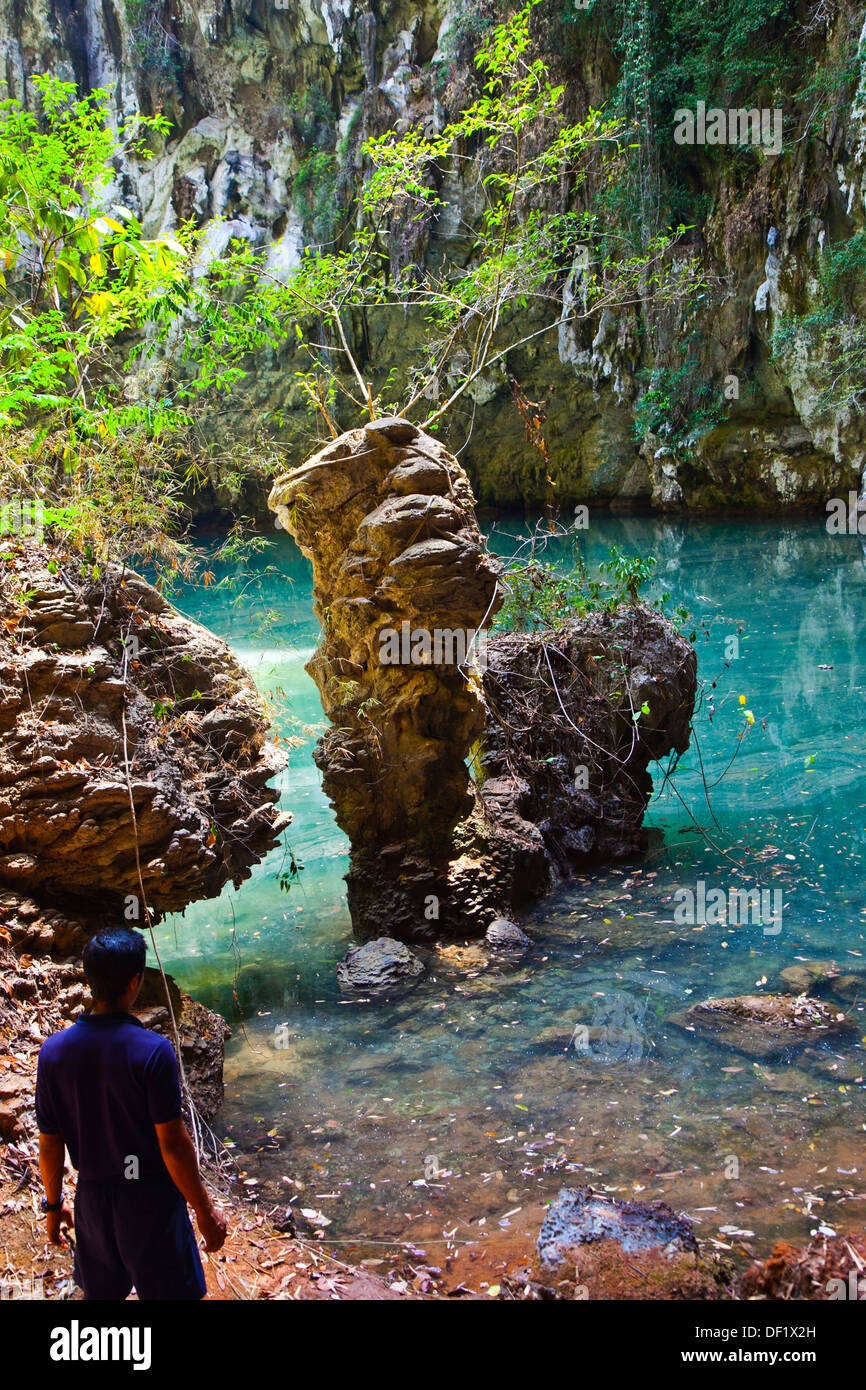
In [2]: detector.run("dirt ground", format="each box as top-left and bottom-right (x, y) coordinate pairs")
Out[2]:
(0, 1144), (543, 1300)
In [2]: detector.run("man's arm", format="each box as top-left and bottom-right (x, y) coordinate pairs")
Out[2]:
(38, 1134), (73, 1247)
(155, 1118), (227, 1251)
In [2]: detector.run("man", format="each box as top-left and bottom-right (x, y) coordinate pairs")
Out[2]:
(35, 926), (227, 1300)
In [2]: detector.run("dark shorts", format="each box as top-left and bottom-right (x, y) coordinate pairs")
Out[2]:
(73, 1180), (206, 1301)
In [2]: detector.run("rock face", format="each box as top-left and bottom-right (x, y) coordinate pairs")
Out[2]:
(0, 543), (288, 914)
(2, 0), (864, 512)
(480, 608), (697, 878)
(534, 1187), (728, 1300)
(272, 423), (697, 941)
(336, 936), (425, 994)
(270, 418), (503, 940)
(669, 993), (855, 1060)
(0, 894), (228, 1132)
(0, 542), (290, 1125)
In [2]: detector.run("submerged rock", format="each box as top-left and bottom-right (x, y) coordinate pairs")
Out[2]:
(337, 937), (426, 994)
(485, 918), (531, 953)
(780, 959), (865, 1004)
(534, 1187), (728, 1300)
(669, 993), (855, 1060)
(780, 959), (844, 992)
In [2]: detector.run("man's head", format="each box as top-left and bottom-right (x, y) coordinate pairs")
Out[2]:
(82, 928), (146, 1010)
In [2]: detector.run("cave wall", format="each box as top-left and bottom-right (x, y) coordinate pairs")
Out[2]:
(2, 0), (866, 511)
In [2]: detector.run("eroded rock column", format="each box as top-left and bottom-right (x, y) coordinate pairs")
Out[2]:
(269, 417), (504, 940)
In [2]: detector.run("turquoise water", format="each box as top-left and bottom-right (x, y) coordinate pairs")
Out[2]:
(151, 518), (866, 1260)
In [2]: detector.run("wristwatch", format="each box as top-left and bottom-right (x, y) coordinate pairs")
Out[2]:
(41, 1196), (63, 1213)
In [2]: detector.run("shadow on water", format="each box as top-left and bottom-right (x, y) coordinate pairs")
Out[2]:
(151, 516), (866, 1257)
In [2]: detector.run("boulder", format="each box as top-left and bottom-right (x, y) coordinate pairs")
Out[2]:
(534, 1187), (728, 1300)
(0, 545), (288, 914)
(668, 993), (855, 1060)
(337, 937), (425, 994)
(485, 918), (531, 953)
(480, 609), (697, 869)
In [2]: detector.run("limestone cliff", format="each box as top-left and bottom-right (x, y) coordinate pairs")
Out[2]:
(3, 0), (865, 511)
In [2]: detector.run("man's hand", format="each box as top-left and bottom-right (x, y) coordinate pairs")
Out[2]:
(39, 1134), (69, 1247)
(155, 1117), (230, 1252)
(45, 1206), (74, 1247)
(195, 1200), (228, 1252)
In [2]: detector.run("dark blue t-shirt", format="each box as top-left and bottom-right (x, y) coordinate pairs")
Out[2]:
(35, 1013), (182, 1185)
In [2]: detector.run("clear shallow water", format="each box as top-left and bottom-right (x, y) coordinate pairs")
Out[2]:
(151, 517), (866, 1263)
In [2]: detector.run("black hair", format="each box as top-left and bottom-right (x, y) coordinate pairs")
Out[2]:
(82, 928), (146, 1004)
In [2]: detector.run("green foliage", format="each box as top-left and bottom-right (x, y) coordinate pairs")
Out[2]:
(0, 76), (182, 424)
(278, 849), (304, 894)
(124, 0), (180, 81)
(598, 0), (806, 234)
(770, 229), (866, 419)
(288, 87), (339, 243)
(288, 87), (335, 146)
(293, 151), (339, 244)
(633, 346), (725, 452)
(0, 77), (288, 570)
(430, 0), (504, 93)
(496, 538), (659, 632)
(598, 545), (657, 604)
(642, 0), (800, 116)
(278, 0), (700, 431)
(794, 44), (863, 138)
(815, 227), (866, 311)
(0, 7), (706, 559)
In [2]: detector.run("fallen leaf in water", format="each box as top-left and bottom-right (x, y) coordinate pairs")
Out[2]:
(300, 1208), (332, 1227)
